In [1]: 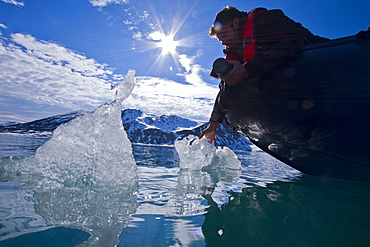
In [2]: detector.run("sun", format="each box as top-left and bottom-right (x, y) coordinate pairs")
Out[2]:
(149, 31), (179, 56)
(157, 34), (179, 55)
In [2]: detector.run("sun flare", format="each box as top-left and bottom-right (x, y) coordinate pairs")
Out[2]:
(157, 34), (179, 55)
(149, 31), (179, 56)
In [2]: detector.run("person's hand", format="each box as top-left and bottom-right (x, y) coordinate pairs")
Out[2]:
(219, 60), (248, 85)
(199, 122), (220, 144)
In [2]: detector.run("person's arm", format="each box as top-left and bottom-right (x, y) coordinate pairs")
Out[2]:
(199, 89), (226, 143)
(199, 121), (220, 144)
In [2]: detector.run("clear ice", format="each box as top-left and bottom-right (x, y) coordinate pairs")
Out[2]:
(175, 135), (242, 195)
(174, 135), (241, 170)
(0, 70), (138, 246)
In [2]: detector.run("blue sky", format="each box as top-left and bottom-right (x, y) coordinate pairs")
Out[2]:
(0, 0), (369, 123)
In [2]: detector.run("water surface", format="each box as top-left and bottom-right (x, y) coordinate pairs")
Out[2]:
(1, 134), (369, 246)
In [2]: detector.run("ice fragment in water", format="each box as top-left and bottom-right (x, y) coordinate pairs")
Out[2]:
(175, 135), (241, 196)
(17, 69), (138, 186)
(174, 135), (241, 170)
(0, 69), (138, 246)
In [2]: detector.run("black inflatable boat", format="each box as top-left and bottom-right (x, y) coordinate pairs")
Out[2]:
(225, 30), (370, 182)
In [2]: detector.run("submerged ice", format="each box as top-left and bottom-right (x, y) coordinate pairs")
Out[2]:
(0, 70), (138, 246)
(175, 135), (242, 195)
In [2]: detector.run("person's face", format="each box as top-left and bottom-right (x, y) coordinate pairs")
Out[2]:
(215, 18), (241, 49)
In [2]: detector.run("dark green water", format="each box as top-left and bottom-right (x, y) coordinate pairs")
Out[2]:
(201, 176), (370, 247)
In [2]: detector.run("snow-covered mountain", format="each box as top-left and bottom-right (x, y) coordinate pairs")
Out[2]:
(0, 111), (86, 135)
(0, 109), (252, 151)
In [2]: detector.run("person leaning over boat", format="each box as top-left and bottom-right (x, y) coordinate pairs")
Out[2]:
(199, 6), (328, 143)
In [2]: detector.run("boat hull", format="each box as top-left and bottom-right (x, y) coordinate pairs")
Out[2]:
(225, 32), (370, 182)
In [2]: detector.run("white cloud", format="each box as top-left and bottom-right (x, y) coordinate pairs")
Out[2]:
(89, 0), (128, 7)
(10, 34), (114, 78)
(178, 54), (209, 87)
(0, 0), (24, 6)
(0, 34), (119, 122)
(0, 23), (8, 29)
(122, 76), (217, 122)
(132, 31), (143, 41)
(178, 54), (192, 72)
(0, 33), (218, 123)
(147, 31), (162, 41)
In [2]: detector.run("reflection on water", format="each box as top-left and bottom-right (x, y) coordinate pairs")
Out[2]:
(202, 176), (370, 247)
(0, 181), (52, 241)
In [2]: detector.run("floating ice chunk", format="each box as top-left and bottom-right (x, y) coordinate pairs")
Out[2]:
(26, 69), (138, 186)
(174, 135), (241, 171)
(0, 70), (139, 247)
(174, 135), (216, 170)
(210, 146), (242, 170)
(175, 135), (242, 196)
